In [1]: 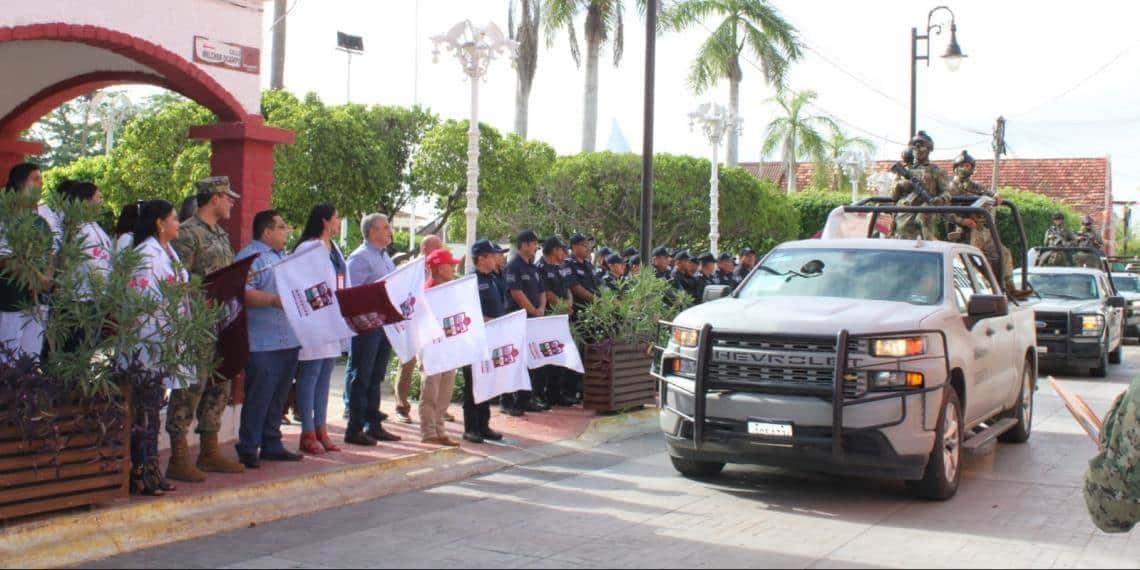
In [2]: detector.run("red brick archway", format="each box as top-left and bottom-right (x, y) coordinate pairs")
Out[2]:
(0, 23), (293, 247)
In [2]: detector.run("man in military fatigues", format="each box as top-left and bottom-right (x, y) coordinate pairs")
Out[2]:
(1077, 215), (1106, 251)
(167, 176), (246, 481)
(1084, 377), (1140, 533)
(1042, 212), (1078, 267)
(712, 253), (739, 289)
(890, 131), (952, 240)
(945, 151), (1017, 292)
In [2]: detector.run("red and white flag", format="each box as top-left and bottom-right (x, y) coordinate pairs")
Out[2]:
(274, 241), (355, 348)
(525, 315), (584, 373)
(474, 310), (531, 404)
(381, 257), (443, 363)
(420, 275), (488, 376)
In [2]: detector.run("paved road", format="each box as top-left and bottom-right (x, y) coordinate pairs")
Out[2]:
(88, 349), (1140, 569)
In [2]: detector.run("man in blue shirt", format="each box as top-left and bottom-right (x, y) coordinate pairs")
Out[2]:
(343, 214), (401, 446)
(503, 230), (547, 416)
(461, 239), (508, 444)
(234, 210), (303, 468)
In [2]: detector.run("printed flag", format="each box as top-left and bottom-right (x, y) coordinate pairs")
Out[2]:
(420, 275), (488, 376)
(381, 257), (443, 363)
(473, 310), (531, 404)
(336, 280), (406, 334)
(274, 241), (356, 348)
(203, 254), (258, 380)
(525, 315), (584, 373)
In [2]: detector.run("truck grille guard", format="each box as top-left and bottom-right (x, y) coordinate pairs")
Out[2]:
(651, 322), (950, 459)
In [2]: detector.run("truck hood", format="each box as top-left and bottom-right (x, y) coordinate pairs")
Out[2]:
(1033, 298), (1102, 314)
(673, 296), (942, 336)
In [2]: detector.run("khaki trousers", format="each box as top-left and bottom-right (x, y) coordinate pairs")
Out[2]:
(397, 358), (416, 411)
(418, 369), (455, 440)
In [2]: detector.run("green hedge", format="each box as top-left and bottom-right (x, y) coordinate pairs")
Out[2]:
(995, 187), (1080, 265)
(788, 191), (853, 239)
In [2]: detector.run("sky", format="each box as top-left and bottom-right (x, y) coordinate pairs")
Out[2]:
(249, 0), (1140, 201)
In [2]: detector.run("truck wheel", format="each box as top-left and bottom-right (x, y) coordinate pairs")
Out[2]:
(1109, 341), (1123, 365)
(1090, 351), (1109, 378)
(670, 456), (725, 479)
(910, 388), (963, 501)
(999, 359), (1034, 444)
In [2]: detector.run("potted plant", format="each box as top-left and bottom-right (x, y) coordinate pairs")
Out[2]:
(0, 191), (218, 520)
(570, 269), (688, 413)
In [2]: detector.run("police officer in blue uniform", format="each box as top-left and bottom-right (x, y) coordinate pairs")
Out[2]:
(670, 250), (700, 303)
(733, 246), (757, 282)
(601, 253), (629, 292)
(537, 236), (576, 407)
(503, 230), (547, 415)
(462, 240), (508, 443)
(650, 246), (672, 280)
(712, 252), (739, 289)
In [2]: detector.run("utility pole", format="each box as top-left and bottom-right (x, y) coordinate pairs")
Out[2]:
(991, 116), (1006, 192)
(270, 0), (288, 90)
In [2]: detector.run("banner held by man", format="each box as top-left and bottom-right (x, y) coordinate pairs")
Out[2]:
(420, 275), (488, 376)
(381, 257), (443, 363)
(474, 310), (531, 404)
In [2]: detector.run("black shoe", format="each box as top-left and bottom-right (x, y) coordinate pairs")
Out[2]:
(378, 411), (390, 422)
(480, 429), (503, 441)
(345, 431), (378, 446)
(367, 427), (402, 442)
(462, 432), (485, 444)
(557, 396), (578, 407)
(237, 451), (261, 469)
(524, 401), (547, 413)
(261, 449), (304, 462)
(502, 407), (525, 417)
(533, 399), (553, 411)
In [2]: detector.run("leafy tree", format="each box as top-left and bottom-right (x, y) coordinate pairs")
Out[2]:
(761, 89), (837, 194)
(510, 0), (542, 139)
(810, 127), (875, 192)
(666, 0), (802, 167)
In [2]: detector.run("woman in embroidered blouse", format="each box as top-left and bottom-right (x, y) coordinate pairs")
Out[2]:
(128, 200), (186, 496)
(291, 204), (348, 455)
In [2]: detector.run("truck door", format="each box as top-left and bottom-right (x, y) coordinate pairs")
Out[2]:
(952, 254), (1007, 423)
(967, 253), (1021, 407)
(1099, 274), (1123, 352)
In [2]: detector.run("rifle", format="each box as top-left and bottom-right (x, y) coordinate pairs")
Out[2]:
(889, 162), (935, 205)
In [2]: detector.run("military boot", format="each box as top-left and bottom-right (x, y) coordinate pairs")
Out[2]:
(196, 432), (246, 473)
(166, 435), (207, 483)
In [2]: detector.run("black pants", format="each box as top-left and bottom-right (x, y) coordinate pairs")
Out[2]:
(533, 366), (564, 404)
(462, 366), (491, 434)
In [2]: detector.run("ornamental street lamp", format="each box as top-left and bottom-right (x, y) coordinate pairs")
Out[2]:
(910, 5), (966, 138)
(838, 151), (867, 203)
(432, 21), (517, 273)
(689, 103), (740, 256)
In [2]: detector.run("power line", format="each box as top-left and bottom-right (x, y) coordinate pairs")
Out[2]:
(1011, 38), (1140, 119)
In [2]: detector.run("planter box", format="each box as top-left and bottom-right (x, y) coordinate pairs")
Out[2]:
(0, 398), (129, 521)
(582, 341), (656, 413)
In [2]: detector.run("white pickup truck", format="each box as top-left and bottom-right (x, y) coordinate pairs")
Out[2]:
(654, 233), (1039, 500)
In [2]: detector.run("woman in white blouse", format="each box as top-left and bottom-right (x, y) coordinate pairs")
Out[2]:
(55, 181), (114, 351)
(128, 199), (187, 496)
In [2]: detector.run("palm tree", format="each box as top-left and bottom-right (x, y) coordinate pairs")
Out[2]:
(544, 0), (627, 153)
(821, 128), (875, 192)
(510, 0), (541, 139)
(761, 89), (837, 194)
(667, 0), (802, 167)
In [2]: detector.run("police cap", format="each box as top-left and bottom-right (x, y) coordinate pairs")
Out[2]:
(516, 229), (539, 246)
(605, 253), (624, 265)
(472, 239), (507, 257)
(569, 232), (591, 246)
(697, 252), (716, 265)
(718, 252), (734, 262)
(651, 246), (670, 258)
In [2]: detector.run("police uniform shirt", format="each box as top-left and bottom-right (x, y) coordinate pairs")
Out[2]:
(476, 271), (507, 320)
(713, 268), (738, 288)
(654, 267), (671, 280)
(537, 258), (572, 300)
(732, 263), (753, 281)
(505, 254), (545, 313)
(567, 256), (600, 295)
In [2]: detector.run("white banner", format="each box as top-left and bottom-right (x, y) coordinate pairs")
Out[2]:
(525, 315), (585, 373)
(420, 275), (488, 376)
(274, 241), (356, 349)
(474, 310), (532, 404)
(381, 257), (443, 363)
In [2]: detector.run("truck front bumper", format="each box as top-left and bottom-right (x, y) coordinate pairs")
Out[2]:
(1037, 336), (1103, 368)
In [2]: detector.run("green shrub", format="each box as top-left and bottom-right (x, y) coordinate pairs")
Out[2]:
(788, 191), (853, 239)
(996, 187), (1080, 265)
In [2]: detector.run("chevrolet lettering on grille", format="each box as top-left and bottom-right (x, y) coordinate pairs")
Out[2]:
(712, 349), (864, 368)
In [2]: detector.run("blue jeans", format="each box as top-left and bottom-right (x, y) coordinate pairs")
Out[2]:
(345, 330), (391, 433)
(238, 348), (300, 456)
(296, 357), (335, 432)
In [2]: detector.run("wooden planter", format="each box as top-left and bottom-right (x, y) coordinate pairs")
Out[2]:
(0, 397), (130, 521)
(582, 341), (656, 413)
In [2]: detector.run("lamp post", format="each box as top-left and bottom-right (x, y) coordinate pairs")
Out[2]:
(336, 32), (365, 104)
(839, 151), (867, 203)
(87, 91), (133, 155)
(689, 103), (739, 256)
(910, 6), (966, 138)
(433, 21), (517, 273)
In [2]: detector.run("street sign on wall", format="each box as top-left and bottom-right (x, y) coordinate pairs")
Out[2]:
(193, 36), (261, 74)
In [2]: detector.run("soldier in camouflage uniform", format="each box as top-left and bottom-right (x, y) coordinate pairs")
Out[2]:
(1042, 213), (1078, 267)
(1084, 377), (1140, 533)
(1074, 215), (1106, 267)
(945, 151), (1016, 292)
(891, 131), (952, 240)
(166, 176), (245, 481)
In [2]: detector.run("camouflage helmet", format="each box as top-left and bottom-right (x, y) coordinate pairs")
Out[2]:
(910, 130), (934, 150)
(952, 150), (976, 168)
(1052, 212), (1065, 221)
(1083, 215), (1095, 226)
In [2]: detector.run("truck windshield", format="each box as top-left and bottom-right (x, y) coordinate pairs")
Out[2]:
(1027, 273), (1099, 300)
(1113, 274), (1140, 293)
(737, 249), (943, 306)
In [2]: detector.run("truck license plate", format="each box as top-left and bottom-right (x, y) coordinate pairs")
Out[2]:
(1037, 345), (1049, 353)
(747, 421), (793, 438)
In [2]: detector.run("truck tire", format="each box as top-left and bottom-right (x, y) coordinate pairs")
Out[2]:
(999, 359), (1034, 444)
(1090, 351), (1109, 378)
(670, 456), (725, 479)
(1109, 341), (1123, 365)
(910, 388), (962, 501)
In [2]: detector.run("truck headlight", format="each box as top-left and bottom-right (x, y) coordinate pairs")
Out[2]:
(669, 358), (697, 378)
(672, 327), (699, 347)
(1078, 314), (1105, 336)
(870, 337), (926, 358)
(869, 371), (924, 390)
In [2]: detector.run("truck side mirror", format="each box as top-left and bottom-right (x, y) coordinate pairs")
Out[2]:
(967, 295), (1009, 320)
(703, 285), (730, 302)
(1107, 296), (1126, 309)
